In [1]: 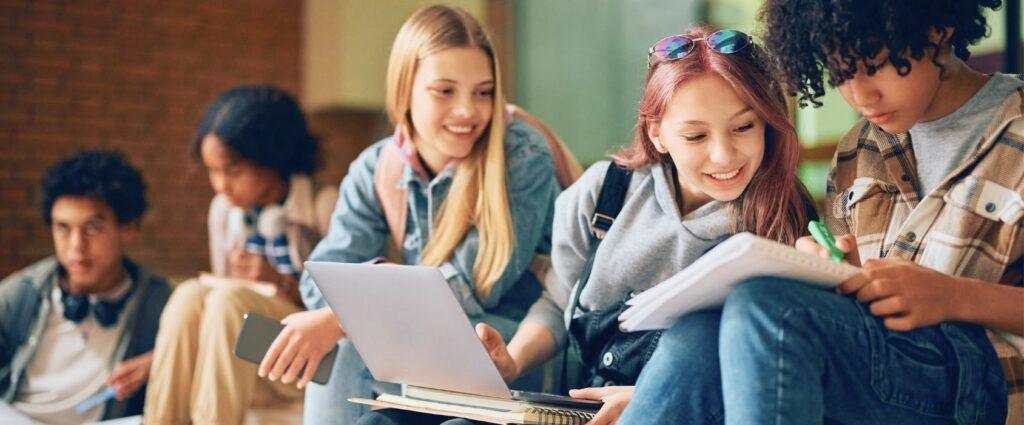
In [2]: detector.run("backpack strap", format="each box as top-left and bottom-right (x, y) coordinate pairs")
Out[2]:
(374, 138), (409, 250)
(561, 163), (632, 392)
(373, 104), (582, 250)
(569, 162), (632, 318)
(587, 164), (631, 241)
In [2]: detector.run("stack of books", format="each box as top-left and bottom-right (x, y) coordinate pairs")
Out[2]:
(351, 386), (598, 425)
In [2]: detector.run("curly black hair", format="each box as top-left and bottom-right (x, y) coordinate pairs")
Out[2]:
(39, 150), (148, 225)
(190, 85), (319, 179)
(759, 0), (1002, 107)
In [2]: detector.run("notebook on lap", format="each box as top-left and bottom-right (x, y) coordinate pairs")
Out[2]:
(618, 232), (861, 332)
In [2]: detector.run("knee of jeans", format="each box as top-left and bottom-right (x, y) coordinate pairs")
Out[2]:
(658, 310), (721, 363)
(722, 277), (816, 321)
(720, 277), (837, 352)
(667, 310), (720, 344)
(720, 278), (798, 339)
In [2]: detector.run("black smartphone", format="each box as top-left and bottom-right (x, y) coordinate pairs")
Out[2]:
(233, 312), (337, 385)
(510, 390), (604, 410)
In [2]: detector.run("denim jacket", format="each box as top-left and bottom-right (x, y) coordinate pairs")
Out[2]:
(300, 119), (563, 338)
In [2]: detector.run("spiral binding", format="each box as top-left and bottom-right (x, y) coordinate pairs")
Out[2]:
(526, 406), (594, 425)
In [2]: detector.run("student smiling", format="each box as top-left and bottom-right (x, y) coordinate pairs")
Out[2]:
(365, 26), (816, 425)
(626, 1), (1023, 423)
(254, 5), (570, 424)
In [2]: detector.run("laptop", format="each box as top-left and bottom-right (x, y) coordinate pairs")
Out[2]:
(304, 261), (601, 408)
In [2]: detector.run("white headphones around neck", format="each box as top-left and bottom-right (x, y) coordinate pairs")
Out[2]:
(227, 204), (287, 239)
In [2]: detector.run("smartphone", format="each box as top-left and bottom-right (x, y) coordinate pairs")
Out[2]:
(233, 312), (337, 385)
(510, 390), (604, 410)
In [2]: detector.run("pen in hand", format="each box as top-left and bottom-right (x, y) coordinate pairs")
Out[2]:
(75, 386), (117, 414)
(808, 220), (845, 262)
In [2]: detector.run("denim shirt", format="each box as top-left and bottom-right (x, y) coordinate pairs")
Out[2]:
(300, 119), (562, 338)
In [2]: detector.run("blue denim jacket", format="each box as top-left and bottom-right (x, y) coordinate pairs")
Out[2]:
(300, 119), (562, 338)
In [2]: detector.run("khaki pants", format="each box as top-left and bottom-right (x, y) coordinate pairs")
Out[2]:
(144, 280), (303, 425)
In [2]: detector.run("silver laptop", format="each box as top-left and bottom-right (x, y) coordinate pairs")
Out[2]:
(304, 261), (601, 408)
(305, 261), (514, 398)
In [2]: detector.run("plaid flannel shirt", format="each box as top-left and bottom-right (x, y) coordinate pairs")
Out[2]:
(826, 85), (1024, 421)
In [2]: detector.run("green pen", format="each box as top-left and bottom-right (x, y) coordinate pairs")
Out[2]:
(808, 220), (844, 262)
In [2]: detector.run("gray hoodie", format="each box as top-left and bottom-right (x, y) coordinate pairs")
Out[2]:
(523, 161), (737, 347)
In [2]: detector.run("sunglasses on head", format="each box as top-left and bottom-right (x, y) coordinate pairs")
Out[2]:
(648, 29), (752, 66)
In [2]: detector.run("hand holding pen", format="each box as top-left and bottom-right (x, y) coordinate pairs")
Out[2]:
(799, 220), (975, 332)
(796, 220), (861, 267)
(75, 352), (154, 414)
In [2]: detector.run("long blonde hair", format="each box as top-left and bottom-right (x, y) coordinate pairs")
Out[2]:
(385, 5), (512, 298)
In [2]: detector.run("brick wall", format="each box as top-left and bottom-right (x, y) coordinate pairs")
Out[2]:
(0, 1), (303, 279)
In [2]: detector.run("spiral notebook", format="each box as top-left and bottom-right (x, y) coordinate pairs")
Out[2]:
(350, 393), (595, 425)
(619, 232), (861, 332)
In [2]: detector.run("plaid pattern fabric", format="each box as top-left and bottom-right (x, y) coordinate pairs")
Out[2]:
(243, 209), (299, 278)
(826, 86), (1024, 421)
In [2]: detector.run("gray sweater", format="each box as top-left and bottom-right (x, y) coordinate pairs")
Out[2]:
(523, 161), (737, 346)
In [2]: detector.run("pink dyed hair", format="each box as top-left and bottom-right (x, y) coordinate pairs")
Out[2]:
(615, 26), (813, 244)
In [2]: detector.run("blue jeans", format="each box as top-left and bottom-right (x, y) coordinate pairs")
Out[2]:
(620, 309), (725, 424)
(622, 277), (1008, 425)
(304, 337), (386, 425)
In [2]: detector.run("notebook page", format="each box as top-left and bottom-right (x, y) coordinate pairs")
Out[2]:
(619, 233), (859, 331)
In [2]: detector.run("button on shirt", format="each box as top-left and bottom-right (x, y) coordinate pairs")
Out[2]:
(12, 276), (130, 424)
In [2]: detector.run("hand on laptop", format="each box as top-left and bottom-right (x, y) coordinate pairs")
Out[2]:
(476, 323), (520, 384)
(569, 385), (633, 425)
(259, 307), (345, 389)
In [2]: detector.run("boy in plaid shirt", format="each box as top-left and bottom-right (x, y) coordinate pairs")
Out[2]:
(623, 1), (1022, 423)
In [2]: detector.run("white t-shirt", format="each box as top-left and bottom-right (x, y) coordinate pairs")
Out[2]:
(12, 276), (131, 425)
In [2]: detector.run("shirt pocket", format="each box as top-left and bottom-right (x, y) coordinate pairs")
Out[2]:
(833, 177), (900, 238)
(921, 176), (1024, 279)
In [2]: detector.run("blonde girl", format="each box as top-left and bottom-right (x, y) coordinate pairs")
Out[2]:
(257, 5), (573, 424)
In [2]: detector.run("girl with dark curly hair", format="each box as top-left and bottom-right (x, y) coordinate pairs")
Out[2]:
(626, 1), (1021, 424)
(144, 85), (340, 424)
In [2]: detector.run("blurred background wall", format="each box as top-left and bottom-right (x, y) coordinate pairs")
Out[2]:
(1, 0), (1020, 280)
(0, 0), (303, 279)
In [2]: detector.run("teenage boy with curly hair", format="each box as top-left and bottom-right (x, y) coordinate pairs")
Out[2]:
(622, 1), (1022, 423)
(0, 150), (171, 424)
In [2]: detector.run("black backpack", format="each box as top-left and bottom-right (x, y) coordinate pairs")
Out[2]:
(562, 164), (662, 390)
